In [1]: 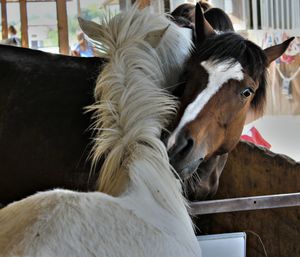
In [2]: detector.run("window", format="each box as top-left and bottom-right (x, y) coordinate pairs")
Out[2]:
(27, 1), (58, 53)
(67, 0), (122, 52)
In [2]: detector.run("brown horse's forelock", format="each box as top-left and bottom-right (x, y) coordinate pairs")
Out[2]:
(192, 32), (268, 114)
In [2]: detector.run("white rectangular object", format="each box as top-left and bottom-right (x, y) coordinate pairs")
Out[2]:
(197, 232), (246, 257)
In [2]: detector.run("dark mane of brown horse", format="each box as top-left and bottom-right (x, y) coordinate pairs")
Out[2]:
(173, 32), (268, 116)
(192, 32), (268, 114)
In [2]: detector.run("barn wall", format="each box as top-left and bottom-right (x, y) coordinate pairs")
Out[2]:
(196, 141), (300, 257)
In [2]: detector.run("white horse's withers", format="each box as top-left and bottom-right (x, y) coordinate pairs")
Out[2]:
(0, 7), (201, 257)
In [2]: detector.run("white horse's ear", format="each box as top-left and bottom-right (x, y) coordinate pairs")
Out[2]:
(144, 25), (170, 48)
(78, 17), (105, 42)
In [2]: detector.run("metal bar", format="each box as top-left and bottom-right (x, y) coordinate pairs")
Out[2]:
(275, 0), (279, 29)
(281, 0), (285, 29)
(296, 0), (300, 30)
(190, 192), (300, 215)
(261, 0), (266, 29)
(251, 0), (258, 30)
(287, 0), (290, 29)
(1, 0), (8, 39)
(270, 0), (274, 28)
(291, 0), (295, 29)
(267, 0), (270, 28)
(242, 0), (247, 30)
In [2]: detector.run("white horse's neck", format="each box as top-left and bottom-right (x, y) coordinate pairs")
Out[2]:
(120, 158), (197, 251)
(84, 6), (197, 252)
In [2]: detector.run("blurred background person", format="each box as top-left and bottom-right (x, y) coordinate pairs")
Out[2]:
(8, 25), (21, 46)
(71, 31), (94, 57)
(0, 25), (21, 46)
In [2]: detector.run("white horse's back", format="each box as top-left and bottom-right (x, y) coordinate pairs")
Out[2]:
(0, 190), (198, 257)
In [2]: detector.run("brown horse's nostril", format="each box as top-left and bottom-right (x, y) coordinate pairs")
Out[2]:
(168, 132), (194, 161)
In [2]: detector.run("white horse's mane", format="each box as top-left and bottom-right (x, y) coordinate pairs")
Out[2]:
(0, 6), (200, 257)
(82, 4), (196, 245)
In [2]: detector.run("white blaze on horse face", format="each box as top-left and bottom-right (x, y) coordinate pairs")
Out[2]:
(167, 59), (244, 150)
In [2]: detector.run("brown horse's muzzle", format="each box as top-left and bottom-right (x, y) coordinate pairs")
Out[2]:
(167, 130), (204, 179)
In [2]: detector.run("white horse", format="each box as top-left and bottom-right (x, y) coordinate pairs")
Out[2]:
(0, 7), (201, 257)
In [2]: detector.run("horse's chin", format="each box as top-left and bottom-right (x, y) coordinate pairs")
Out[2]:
(176, 159), (203, 180)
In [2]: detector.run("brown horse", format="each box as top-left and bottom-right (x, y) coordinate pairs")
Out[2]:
(167, 3), (293, 199)
(170, 2), (235, 200)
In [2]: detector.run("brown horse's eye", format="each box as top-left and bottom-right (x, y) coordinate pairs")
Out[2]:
(241, 88), (254, 98)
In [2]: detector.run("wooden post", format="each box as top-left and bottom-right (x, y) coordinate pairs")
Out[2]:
(136, 0), (151, 9)
(56, 0), (69, 55)
(19, 0), (29, 47)
(1, 0), (8, 39)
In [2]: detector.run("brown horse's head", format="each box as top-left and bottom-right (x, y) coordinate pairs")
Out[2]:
(167, 3), (294, 180)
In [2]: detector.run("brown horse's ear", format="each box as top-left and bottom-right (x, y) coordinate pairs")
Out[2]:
(264, 37), (295, 66)
(195, 2), (215, 44)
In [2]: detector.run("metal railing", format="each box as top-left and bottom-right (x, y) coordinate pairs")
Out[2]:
(190, 192), (300, 215)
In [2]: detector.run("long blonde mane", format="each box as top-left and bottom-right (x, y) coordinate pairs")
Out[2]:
(81, 6), (192, 196)
(79, 8), (196, 244)
(81, 8), (192, 238)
